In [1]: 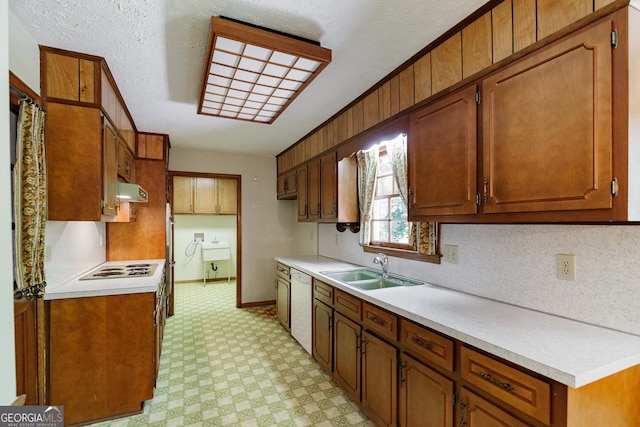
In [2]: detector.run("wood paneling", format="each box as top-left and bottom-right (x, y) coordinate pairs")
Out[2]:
(431, 32), (462, 94)
(413, 53), (432, 103)
(389, 75), (401, 116)
(379, 81), (392, 121)
(398, 65), (415, 111)
(595, 0), (617, 9)
(492, 1), (514, 62)
(462, 12), (493, 78)
(352, 100), (364, 135)
(537, 0), (592, 40)
(137, 133), (165, 161)
(363, 90), (380, 130)
(513, 0), (537, 52)
(79, 59), (96, 103)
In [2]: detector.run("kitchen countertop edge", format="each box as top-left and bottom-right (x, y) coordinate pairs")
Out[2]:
(44, 259), (166, 300)
(276, 255), (640, 389)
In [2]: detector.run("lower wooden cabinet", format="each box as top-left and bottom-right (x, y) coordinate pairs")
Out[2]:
(399, 353), (455, 427)
(47, 293), (155, 425)
(275, 277), (290, 330)
(312, 298), (332, 372)
(460, 387), (534, 427)
(361, 331), (397, 427)
(333, 312), (362, 403)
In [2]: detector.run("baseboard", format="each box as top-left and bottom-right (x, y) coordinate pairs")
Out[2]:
(175, 277), (236, 284)
(240, 300), (276, 308)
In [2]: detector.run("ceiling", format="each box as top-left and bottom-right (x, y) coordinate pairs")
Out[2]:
(10, 0), (487, 157)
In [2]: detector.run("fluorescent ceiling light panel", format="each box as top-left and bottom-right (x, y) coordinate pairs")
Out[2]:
(198, 16), (332, 124)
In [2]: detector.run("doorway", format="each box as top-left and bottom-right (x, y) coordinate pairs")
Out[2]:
(168, 171), (242, 310)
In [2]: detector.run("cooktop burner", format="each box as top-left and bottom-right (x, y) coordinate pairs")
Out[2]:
(79, 263), (159, 281)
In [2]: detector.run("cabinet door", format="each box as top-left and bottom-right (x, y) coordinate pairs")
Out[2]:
(361, 331), (397, 427)
(297, 165), (309, 221)
(103, 122), (118, 216)
(44, 51), (95, 103)
(117, 141), (135, 183)
(333, 312), (361, 403)
(285, 171), (298, 198)
(217, 178), (237, 214)
(307, 159), (321, 220)
(460, 388), (534, 427)
(399, 353), (454, 427)
(320, 152), (337, 219)
(312, 299), (332, 373)
(194, 177), (217, 214)
(482, 18), (613, 214)
(408, 85), (478, 217)
(173, 176), (193, 214)
(275, 278), (290, 330)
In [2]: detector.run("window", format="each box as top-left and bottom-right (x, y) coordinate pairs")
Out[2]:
(370, 147), (412, 249)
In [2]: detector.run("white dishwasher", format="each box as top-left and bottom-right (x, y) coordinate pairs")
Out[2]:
(290, 268), (312, 354)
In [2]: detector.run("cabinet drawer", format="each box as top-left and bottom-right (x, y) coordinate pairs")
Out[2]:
(460, 347), (551, 425)
(460, 387), (534, 427)
(313, 280), (334, 306)
(400, 319), (454, 372)
(334, 289), (361, 322)
(276, 263), (290, 281)
(362, 302), (398, 341)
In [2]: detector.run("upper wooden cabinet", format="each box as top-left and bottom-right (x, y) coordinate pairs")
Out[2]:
(117, 140), (135, 183)
(137, 133), (167, 161)
(408, 85), (478, 218)
(173, 176), (237, 215)
(42, 51), (96, 103)
(277, 170), (297, 200)
(481, 14), (613, 215)
(408, 8), (639, 223)
(101, 68), (135, 152)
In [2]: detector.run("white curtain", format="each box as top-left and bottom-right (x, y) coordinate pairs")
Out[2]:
(356, 145), (379, 246)
(387, 134), (437, 255)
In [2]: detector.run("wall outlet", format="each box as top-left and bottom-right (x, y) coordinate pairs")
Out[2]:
(556, 254), (576, 281)
(443, 245), (459, 264)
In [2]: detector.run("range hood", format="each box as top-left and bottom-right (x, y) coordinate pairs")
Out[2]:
(117, 182), (149, 203)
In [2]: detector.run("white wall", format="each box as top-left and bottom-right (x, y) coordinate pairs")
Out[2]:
(318, 222), (640, 336)
(169, 147), (295, 303)
(1, 0), (18, 405)
(174, 214), (237, 282)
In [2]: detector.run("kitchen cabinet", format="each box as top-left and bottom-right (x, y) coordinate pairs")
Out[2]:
(47, 292), (155, 425)
(154, 268), (168, 379)
(460, 387), (534, 427)
(408, 85), (478, 217)
(277, 170), (297, 200)
(275, 263), (291, 331)
(14, 298), (38, 406)
(399, 353), (454, 427)
(42, 50), (96, 104)
(408, 9), (640, 223)
(173, 176), (193, 214)
(333, 312), (362, 403)
(361, 331), (397, 427)
(297, 152), (358, 223)
(117, 140), (135, 183)
(137, 133), (167, 161)
(312, 299), (333, 372)
(41, 46), (141, 222)
(174, 177), (237, 215)
(103, 122), (119, 217)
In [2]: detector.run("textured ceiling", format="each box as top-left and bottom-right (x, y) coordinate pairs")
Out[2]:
(10, 0), (487, 156)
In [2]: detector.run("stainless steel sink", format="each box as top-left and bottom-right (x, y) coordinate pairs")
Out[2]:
(321, 269), (423, 290)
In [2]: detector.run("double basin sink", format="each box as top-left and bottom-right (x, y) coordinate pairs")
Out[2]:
(320, 268), (424, 291)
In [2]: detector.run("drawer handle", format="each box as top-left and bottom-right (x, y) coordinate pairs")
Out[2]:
(479, 371), (515, 392)
(410, 336), (433, 351)
(369, 316), (386, 326)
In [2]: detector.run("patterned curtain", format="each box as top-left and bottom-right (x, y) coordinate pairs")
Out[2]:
(356, 145), (379, 246)
(14, 99), (47, 298)
(387, 134), (437, 255)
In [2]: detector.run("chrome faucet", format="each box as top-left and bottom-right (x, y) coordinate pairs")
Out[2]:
(373, 253), (389, 277)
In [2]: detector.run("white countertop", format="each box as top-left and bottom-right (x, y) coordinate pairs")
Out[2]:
(276, 255), (640, 388)
(45, 259), (166, 300)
